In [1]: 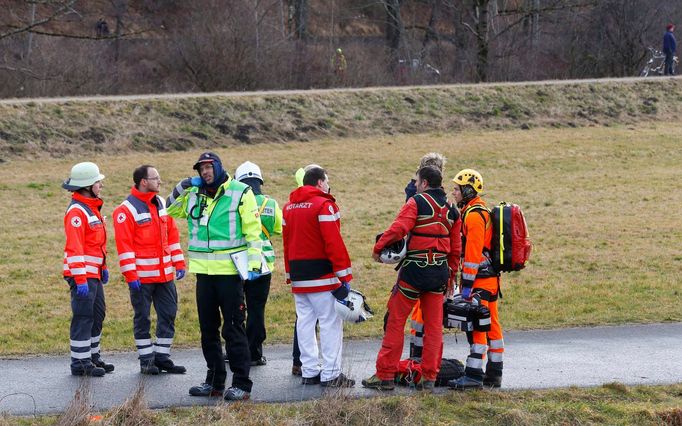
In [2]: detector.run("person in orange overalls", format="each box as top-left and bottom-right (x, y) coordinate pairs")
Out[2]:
(403, 153), (451, 360)
(448, 169), (504, 390)
(363, 166), (460, 391)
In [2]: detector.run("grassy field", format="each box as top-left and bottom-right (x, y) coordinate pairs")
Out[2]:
(8, 383), (682, 425)
(0, 122), (681, 355)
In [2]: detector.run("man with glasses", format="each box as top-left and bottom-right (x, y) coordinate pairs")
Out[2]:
(113, 165), (187, 376)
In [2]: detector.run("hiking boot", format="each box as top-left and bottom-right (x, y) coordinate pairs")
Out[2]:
(189, 382), (224, 397)
(301, 374), (321, 385)
(483, 374), (502, 388)
(448, 375), (483, 391)
(71, 365), (106, 377)
(416, 380), (436, 391)
(155, 358), (186, 374)
(250, 356), (267, 366)
(291, 365), (302, 376)
(321, 373), (355, 388)
(140, 362), (160, 375)
(92, 358), (115, 373)
(361, 375), (395, 391)
(224, 386), (251, 401)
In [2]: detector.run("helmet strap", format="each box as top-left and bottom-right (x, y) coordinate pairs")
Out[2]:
(461, 185), (476, 203)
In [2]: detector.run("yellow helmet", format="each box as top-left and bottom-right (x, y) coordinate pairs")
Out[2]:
(453, 169), (483, 194)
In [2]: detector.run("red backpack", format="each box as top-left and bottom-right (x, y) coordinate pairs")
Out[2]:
(465, 202), (532, 273)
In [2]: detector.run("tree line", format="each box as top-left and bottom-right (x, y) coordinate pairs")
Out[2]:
(0, 0), (679, 98)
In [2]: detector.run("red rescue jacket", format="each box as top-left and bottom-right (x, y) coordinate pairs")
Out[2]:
(283, 186), (352, 293)
(63, 192), (108, 285)
(113, 187), (185, 284)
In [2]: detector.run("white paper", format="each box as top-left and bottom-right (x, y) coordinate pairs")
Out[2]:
(229, 250), (270, 280)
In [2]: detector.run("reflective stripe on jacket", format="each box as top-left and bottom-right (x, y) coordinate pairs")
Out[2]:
(63, 192), (107, 285)
(166, 176), (263, 275)
(113, 187), (185, 284)
(460, 196), (496, 289)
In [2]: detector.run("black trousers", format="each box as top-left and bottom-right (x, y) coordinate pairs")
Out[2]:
(196, 274), (252, 392)
(68, 277), (106, 371)
(665, 53), (675, 75)
(130, 281), (177, 363)
(244, 273), (271, 360)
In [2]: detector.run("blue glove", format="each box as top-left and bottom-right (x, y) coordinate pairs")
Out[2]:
(331, 281), (351, 301)
(176, 269), (186, 281)
(76, 283), (89, 297)
(128, 280), (141, 291)
(101, 269), (109, 284)
(247, 271), (261, 281)
(190, 176), (203, 187)
(461, 286), (472, 300)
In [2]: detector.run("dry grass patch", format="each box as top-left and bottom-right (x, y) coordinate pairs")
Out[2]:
(0, 122), (681, 354)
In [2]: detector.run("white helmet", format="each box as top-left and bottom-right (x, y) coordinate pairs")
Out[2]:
(334, 289), (374, 323)
(235, 161), (263, 183)
(62, 162), (105, 191)
(376, 233), (407, 264)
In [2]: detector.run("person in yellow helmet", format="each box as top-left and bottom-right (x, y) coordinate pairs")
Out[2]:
(331, 48), (347, 84)
(448, 169), (504, 390)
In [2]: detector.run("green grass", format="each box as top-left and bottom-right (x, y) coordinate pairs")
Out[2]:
(0, 122), (681, 355)
(12, 383), (682, 425)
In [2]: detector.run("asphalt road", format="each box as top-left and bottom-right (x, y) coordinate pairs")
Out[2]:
(0, 323), (680, 416)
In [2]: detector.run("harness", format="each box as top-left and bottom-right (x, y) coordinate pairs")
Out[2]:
(402, 193), (454, 268)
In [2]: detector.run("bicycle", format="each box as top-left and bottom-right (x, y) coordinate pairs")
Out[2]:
(640, 46), (678, 76)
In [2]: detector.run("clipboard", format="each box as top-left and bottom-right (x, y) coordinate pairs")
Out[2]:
(229, 250), (270, 280)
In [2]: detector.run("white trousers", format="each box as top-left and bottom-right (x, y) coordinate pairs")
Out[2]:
(294, 291), (343, 382)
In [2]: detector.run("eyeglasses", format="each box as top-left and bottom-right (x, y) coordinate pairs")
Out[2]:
(145, 176), (161, 181)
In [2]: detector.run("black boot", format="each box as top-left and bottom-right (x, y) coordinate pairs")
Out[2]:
(92, 358), (115, 373)
(140, 360), (160, 375)
(71, 364), (106, 377)
(155, 358), (186, 374)
(483, 361), (503, 388)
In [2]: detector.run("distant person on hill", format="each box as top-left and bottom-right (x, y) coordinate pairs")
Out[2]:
(331, 48), (347, 84)
(113, 165), (186, 376)
(663, 23), (677, 75)
(96, 18), (110, 37)
(61, 162), (114, 377)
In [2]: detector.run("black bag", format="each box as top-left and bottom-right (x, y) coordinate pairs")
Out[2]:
(436, 358), (465, 386)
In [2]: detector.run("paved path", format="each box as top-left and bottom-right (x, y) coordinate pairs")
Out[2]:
(0, 323), (680, 416)
(0, 76), (679, 105)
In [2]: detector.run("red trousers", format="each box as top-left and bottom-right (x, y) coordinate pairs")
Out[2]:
(376, 280), (443, 381)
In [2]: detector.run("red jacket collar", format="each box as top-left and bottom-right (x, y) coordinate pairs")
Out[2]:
(289, 185), (335, 203)
(72, 191), (103, 210)
(130, 186), (157, 204)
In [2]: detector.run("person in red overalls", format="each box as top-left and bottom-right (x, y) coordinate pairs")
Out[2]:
(363, 165), (461, 391)
(113, 165), (186, 375)
(62, 162), (113, 377)
(448, 169), (504, 390)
